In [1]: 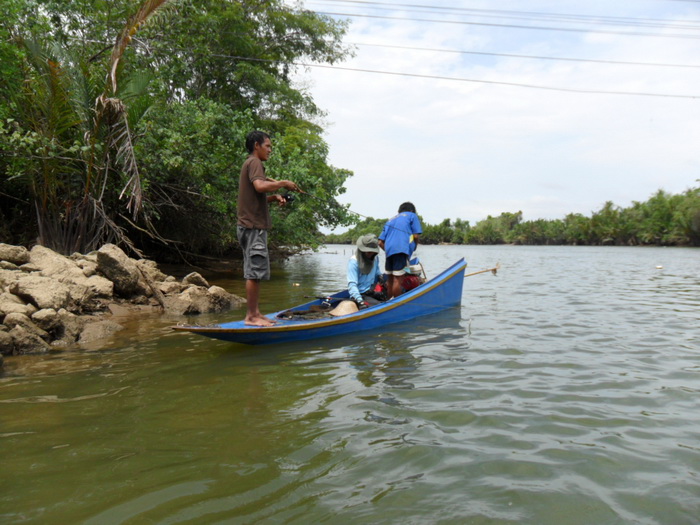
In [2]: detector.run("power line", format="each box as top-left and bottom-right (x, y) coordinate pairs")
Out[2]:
(350, 41), (700, 69)
(309, 0), (700, 29)
(215, 54), (699, 99)
(313, 10), (700, 39)
(189, 30), (700, 70)
(303, 62), (699, 99)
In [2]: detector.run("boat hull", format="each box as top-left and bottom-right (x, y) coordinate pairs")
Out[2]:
(173, 258), (467, 345)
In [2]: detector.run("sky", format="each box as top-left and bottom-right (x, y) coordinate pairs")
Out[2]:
(291, 0), (700, 229)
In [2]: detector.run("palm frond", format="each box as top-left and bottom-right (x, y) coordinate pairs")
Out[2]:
(108, 0), (171, 94)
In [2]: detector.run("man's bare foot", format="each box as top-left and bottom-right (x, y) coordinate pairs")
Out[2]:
(244, 314), (277, 327)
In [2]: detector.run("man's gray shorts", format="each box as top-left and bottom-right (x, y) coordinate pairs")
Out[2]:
(237, 226), (270, 280)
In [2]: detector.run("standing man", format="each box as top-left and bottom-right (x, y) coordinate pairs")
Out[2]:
(237, 130), (300, 326)
(378, 202), (422, 299)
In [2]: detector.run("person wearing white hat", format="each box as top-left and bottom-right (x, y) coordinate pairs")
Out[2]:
(346, 234), (385, 310)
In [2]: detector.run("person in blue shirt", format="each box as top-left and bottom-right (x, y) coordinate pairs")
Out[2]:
(378, 202), (422, 298)
(347, 234), (384, 309)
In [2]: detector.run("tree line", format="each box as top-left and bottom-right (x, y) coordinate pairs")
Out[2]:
(322, 186), (700, 247)
(0, 0), (355, 260)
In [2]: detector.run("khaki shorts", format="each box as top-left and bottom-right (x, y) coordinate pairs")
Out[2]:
(237, 226), (270, 280)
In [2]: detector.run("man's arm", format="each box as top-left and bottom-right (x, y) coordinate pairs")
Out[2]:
(347, 259), (363, 303)
(252, 178), (299, 194)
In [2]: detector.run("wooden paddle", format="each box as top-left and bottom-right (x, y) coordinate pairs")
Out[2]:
(465, 263), (500, 277)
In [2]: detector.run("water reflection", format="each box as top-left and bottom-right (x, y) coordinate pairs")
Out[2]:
(2, 245), (699, 524)
(341, 308), (465, 392)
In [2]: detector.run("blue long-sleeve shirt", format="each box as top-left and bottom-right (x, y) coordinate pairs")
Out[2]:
(347, 255), (382, 302)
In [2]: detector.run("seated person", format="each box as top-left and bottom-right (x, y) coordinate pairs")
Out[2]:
(347, 234), (385, 309)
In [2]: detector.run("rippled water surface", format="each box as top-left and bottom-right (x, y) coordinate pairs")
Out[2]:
(1, 245), (699, 524)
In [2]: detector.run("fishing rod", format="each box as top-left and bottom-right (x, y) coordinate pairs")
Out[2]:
(465, 263), (500, 277)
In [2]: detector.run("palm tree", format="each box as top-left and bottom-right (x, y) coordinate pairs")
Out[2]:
(10, 0), (170, 255)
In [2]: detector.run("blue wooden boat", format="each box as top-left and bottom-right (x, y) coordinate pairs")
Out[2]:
(173, 258), (467, 345)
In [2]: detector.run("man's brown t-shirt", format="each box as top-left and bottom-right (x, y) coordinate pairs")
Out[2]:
(237, 155), (271, 229)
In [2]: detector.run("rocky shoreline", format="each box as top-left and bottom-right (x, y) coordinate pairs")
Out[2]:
(0, 243), (245, 365)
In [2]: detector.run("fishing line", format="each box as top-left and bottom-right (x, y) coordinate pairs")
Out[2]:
(294, 189), (418, 237)
(290, 191), (499, 280)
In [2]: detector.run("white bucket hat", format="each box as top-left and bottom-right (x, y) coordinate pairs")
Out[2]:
(328, 300), (359, 317)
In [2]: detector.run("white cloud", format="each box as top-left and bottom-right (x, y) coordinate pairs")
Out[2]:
(295, 1), (700, 227)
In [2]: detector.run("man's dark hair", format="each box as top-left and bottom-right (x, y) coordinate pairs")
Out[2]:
(398, 202), (416, 213)
(245, 130), (270, 153)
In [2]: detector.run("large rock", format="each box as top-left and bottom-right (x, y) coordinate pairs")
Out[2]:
(96, 244), (146, 297)
(74, 258), (98, 277)
(31, 308), (62, 335)
(0, 243), (30, 265)
(9, 325), (51, 354)
(0, 268), (20, 289)
(163, 287), (211, 316)
(9, 274), (71, 310)
(158, 281), (183, 295)
(29, 245), (85, 280)
(163, 285), (245, 315)
(55, 308), (87, 344)
(0, 330), (14, 356)
(208, 285), (245, 310)
(3, 312), (50, 341)
(0, 292), (38, 318)
(83, 274), (114, 298)
(0, 243), (245, 355)
(182, 272), (210, 288)
(136, 259), (168, 283)
(28, 245), (113, 306)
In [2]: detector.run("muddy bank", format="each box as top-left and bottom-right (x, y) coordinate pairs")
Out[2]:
(0, 243), (245, 364)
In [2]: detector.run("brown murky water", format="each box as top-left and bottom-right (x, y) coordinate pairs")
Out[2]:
(1, 245), (699, 524)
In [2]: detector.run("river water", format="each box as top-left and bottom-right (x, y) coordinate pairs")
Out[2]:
(1, 245), (699, 524)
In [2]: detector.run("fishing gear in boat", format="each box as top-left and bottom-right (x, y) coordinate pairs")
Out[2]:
(304, 295), (342, 308)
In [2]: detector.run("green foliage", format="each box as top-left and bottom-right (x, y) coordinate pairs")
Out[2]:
(1, 0), (354, 259)
(0, 5), (165, 255)
(320, 185), (700, 247)
(265, 124), (355, 250)
(462, 212), (522, 245)
(134, 0), (351, 122)
(133, 99), (254, 254)
(323, 217), (385, 244)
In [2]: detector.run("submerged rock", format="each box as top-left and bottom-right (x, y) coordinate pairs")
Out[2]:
(79, 319), (125, 346)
